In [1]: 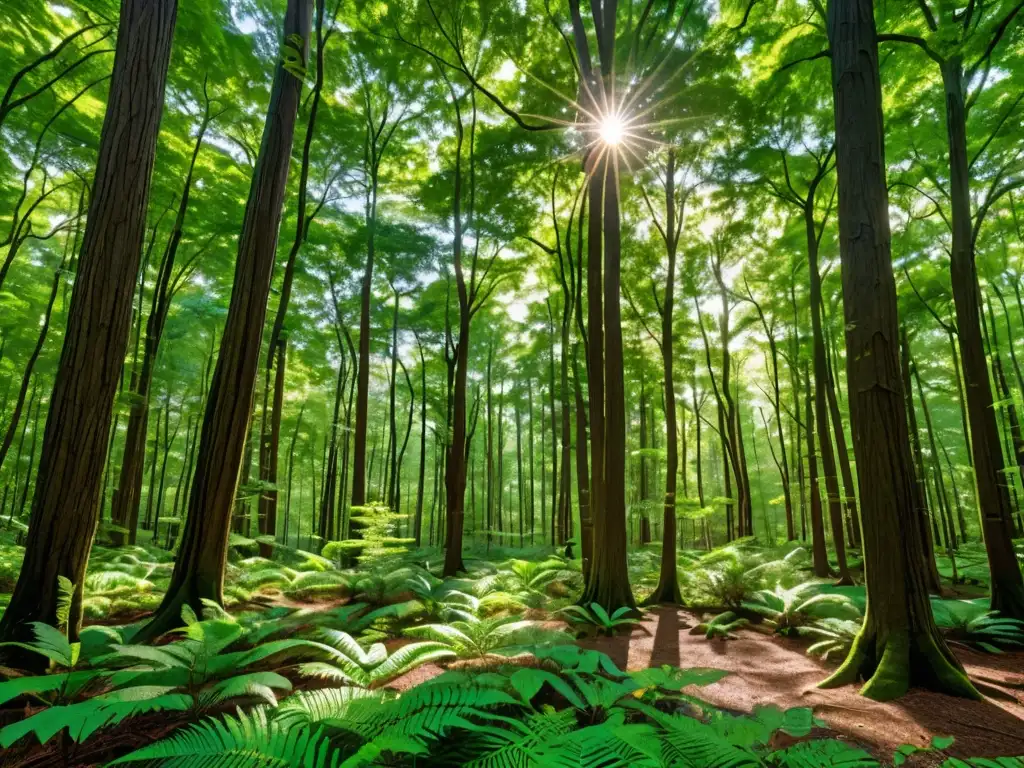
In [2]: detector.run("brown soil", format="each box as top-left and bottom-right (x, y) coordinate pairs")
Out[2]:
(389, 606), (1024, 761)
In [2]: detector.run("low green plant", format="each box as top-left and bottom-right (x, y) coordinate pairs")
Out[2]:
(405, 615), (570, 659)
(932, 599), (1024, 653)
(743, 582), (862, 636)
(799, 617), (862, 660)
(692, 611), (750, 640)
(558, 602), (642, 636)
(297, 628), (455, 688)
(405, 572), (480, 621)
(0, 604), (334, 748)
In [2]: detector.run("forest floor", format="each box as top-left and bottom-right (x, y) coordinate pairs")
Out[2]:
(392, 606), (1024, 762)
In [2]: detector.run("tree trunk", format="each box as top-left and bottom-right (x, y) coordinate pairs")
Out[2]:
(824, 323), (860, 548)
(820, 0), (977, 698)
(647, 166), (682, 602)
(804, 362), (829, 577)
(806, 205), (852, 583)
(415, 339), (427, 546)
(485, 340), (494, 549)
(581, 151), (635, 611)
(639, 371), (651, 545)
(717, 398), (734, 541)
(258, 0), (330, 550)
(319, 357), (345, 542)
(0, 0), (177, 653)
(387, 288), (400, 509)
(283, 401), (305, 545)
(573, 345), (591, 580)
(516, 397), (524, 548)
(7, 383), (38, 523)
(17, 388), (43, 518)
(914, 362), (958, 554)
(112, 102), (212, 541)
(941, 57), (1024, 617)
(789, 281), (808, 541)
(528, 379), (537, 544)
(546, 300), (559, 546)
(899, 328), (944, 593)
(559, 300), (573, 550)
(136, 0), (311, 640)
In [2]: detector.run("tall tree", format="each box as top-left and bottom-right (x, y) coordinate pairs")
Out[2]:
(0, 0), (178, 652)
(819, 0), (977, 699)
(137, 0), (312, 640)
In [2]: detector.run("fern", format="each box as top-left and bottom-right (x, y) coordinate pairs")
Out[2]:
(406, 615), (570, 659)
(298, 628), (454, 688)
(275, 686), (389, 729)
(0, 686), (192, 747)
(768, 739), (879, 767)
(109, 707), (341, 766)
(56, 575), (75, 633)
(559, 602), (642, 636)
(743, 583), (861, 636)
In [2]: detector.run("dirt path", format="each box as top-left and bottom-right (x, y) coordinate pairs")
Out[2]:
(582, 607), (1024, 759)
(390, 607), (1024, 760)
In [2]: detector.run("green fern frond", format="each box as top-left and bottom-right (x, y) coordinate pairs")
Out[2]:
(275, 686), (389, 729)
(109, 707), (341, 766)
(767, 739), (879, 767)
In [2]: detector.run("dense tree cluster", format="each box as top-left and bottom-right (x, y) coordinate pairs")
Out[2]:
(0, 0), (1022, 701)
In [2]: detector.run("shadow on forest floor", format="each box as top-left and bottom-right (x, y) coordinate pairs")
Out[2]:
(577, 607), (1024, 759)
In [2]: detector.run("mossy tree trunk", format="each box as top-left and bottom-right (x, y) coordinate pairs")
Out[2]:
(820, 0), (978, 699)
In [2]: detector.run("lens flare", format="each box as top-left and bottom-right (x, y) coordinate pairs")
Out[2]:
(599, 114), (625, 146)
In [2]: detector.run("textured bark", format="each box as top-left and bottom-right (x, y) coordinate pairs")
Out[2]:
(821, 0), (977, 699)
(937, 58), (1024, 617)
(0, 0), (177, 653)
(692, 380), (710, 544)
(581, 152), (635, 611)
(584, 165), (606, 584)
(136, 0), (311, 640)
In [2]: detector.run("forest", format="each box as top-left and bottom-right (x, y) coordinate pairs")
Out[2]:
(0, 0), (1023, 764)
